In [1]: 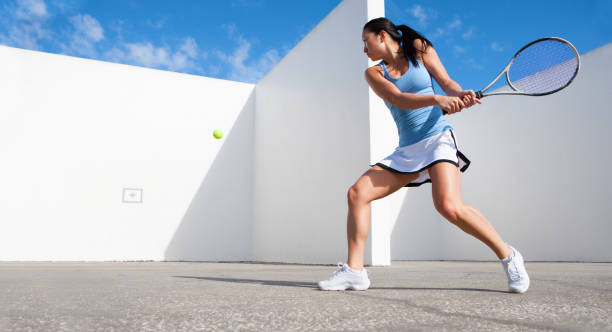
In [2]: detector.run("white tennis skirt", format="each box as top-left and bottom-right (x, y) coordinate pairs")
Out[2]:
(371, 129), (471, 187)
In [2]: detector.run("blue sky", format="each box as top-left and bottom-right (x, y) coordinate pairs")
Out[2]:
(1, 0), (610, 91)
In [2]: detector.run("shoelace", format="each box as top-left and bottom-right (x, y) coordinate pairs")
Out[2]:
(330, 262), (347, 279)
(507, 260), (521, 282)
(504, 246), (521, 282)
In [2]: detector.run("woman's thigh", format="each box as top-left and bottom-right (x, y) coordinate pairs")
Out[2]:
(350, 165), (420, 203)
(427, 162), (463, 210)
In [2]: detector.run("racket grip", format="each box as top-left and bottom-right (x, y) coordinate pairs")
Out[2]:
(443, 90), (483, 114)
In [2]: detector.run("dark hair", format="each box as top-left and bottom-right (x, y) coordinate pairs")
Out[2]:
(363, 17), (433, 68)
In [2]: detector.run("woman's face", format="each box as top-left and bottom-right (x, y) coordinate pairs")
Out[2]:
(362, 29), (383, 61)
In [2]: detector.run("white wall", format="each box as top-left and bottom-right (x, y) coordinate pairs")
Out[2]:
(390, 43), (612, 262)
(252, 0), (382, 264)
(2, 0), (609, 263)
(365, 1), (410, 266)
(0, 45), (255, 261)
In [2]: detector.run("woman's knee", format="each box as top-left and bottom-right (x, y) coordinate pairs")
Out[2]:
(435, 200), (462, 223)
(347, 184), (371, 205)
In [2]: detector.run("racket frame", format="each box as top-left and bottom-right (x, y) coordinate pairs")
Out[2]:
(476, 37), (580, 98)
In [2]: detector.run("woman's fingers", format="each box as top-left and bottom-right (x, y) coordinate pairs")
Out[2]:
(458, 98), (466, 108)
(461, 94), (481, 108)
(446, 91), (484, 114)
(454, 98), (464, 113)
(469, 90), (483, 104)
(445, 94), (482, 114)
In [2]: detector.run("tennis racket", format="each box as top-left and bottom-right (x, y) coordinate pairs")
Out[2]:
(443, 37), (580, 114)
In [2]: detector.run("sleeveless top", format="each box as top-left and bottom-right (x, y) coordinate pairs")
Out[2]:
(378, 59), (452, 147)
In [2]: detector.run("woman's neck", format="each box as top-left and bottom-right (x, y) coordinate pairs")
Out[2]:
(383, 47), (407, 70)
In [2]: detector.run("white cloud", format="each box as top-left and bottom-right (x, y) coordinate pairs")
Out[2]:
(448, 18), (462, 29)
(215, 25), (280, 83)
(123, 43), (168, 67)
(222, 23), (237, 38)
(179, 37), (198, 58)
(15, 0), (48, 19)
(105, 37), (203, 72)
(0, 22), (48, 50)
(431, 27), (444, 38)
(108, 19), (125, 40)
(70, 14), (104, 41)
(429, 16), (462, 39)
(61, 14), (104, 57)
(453, 45), (467, 55)
(146, 17), (166, 29)
(467, 58), (484, 70)
(207, 64), (221, 76)
(408, 4), (437, 28)
(0, 1), (209, 77)
(410, 5), (427, 26)
(491, 42), (504, 52)
(0, 0), (52, 50)
(462, 27), (474, 40)
(48, 0), (78, 14)
(0, 1), (272, 80)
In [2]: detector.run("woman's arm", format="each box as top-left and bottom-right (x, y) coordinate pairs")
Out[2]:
(418, 39), (461, 96)
(418, 39), (480, 107)
(364, 66), (438, 110)
(365, 65), (467, 114)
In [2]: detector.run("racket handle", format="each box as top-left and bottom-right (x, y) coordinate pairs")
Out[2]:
(442, 90), (483, 115)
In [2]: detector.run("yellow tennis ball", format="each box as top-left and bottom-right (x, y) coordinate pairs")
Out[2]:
(213, 129), (223, 139)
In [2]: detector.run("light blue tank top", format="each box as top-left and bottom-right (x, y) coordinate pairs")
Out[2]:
(378, 59), (452, 147)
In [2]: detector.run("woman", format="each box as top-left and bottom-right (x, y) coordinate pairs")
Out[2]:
(318, 18), (529, 293)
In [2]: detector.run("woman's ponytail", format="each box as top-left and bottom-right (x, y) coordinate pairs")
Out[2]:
(396, 25), (432, 67)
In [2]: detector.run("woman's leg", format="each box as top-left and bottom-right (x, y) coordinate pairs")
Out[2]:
(346, 165), (419, 270)
(427, 162), (512, 259)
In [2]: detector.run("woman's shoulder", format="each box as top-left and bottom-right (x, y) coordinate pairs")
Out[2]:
(412, 38), (432, 51)
(412, 38), (431, 62)
(365, 62), (385, 76)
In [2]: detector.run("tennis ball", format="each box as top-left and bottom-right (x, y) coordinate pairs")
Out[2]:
(213, 129), (223, 139)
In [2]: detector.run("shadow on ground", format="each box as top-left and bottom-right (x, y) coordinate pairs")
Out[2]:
(172, 275), (508, 293)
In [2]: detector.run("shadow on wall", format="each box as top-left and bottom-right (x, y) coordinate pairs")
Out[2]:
(391, 187), (446, 260)
(164, 91), (255, 261)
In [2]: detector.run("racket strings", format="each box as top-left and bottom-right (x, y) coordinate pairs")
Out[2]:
(508, 40), (578, 94)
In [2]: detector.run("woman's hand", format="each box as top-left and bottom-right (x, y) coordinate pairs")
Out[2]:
(457, 90), (482, 108)
(435, 95), (466, 114)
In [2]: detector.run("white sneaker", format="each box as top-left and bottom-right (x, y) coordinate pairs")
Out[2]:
(318, 263), (371, 291)
(501, 244), (530, 293)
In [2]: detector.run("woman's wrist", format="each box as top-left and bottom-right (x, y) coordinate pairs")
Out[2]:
(443, 81), (463, 97)
(433, 94), (442, 106)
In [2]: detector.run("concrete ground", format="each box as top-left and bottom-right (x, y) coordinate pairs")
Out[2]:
(0, 261), (610, 331)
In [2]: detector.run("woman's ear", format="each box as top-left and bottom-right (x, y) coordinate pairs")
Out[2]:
(378, 30), (386, 42)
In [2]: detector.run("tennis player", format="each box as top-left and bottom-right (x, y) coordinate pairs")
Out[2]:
(318, 18), (529, 293)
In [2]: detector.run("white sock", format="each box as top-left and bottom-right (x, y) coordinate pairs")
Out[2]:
(501, 247), (515, 262)
(346, 264), (363, 273)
